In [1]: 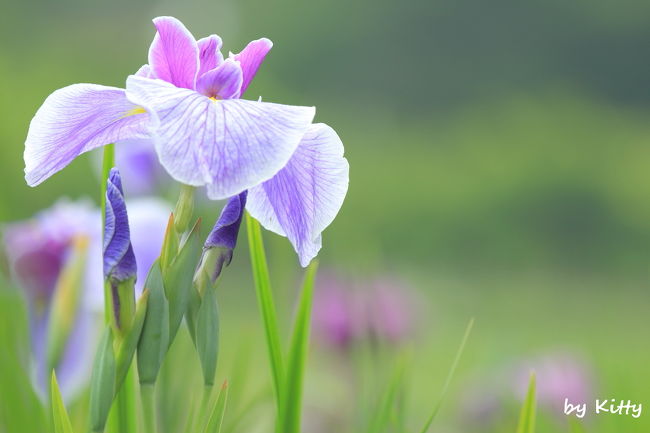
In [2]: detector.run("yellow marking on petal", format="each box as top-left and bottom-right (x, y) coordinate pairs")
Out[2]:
(121, 106), (147, 119)
(209, 97), (219, 102)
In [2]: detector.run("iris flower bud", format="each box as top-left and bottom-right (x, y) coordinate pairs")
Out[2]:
(104, 168), (137, 336)
(196, 192), (247, 291)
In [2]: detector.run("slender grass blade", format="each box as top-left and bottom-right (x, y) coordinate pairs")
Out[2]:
(280, 261), (318, 433)
(419, 318), (474, 433)
(516, 372), (536, 433)
(51, 372), (74, 433)
(245, 214), (284, 406)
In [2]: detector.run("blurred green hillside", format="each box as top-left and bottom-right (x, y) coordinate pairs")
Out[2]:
(2, 0), (649, 276)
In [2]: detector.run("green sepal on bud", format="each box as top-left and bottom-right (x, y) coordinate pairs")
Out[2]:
(173, 184), (195, 234)
(163, 218), (202, 345)
(89, 327), (116, 433)
(159, 213), (179, 274)
(46, 235), (89, 376)
(137, 261), (169, 386)
(196, 286), (220, 387)
(105, 276), (136, 341)
(114, 289), (149, 390)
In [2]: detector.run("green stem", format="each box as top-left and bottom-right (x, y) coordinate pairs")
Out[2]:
(112, 366), (137, 433)
(140, 384), (157, 433)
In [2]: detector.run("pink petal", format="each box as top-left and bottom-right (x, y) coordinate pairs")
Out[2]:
(198, 35), (224, 77)
(234, 38), (273, 95)
(148, 16), (199, 89)
(196, 58), (243, 99)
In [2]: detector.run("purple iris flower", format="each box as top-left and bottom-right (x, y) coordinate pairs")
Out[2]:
(513, 352), (594, 413)
(2, 195), (170, 399)
(24, 16), (349, 267)
(312, 272), (419, 350)
(201, 191), (247, 283)
(104, 168), (137, 283)
(2, 200), (99, 401)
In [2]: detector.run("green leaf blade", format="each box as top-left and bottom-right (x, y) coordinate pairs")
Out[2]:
(203, 381), (229, 433)
(51, 372), (74, 433)
(280, 261), (318, 433)
(89, 327), (117, 433)
(419, 318), (474, 433)
(245, 214), (284, 407)
(516, 372), (537, 433)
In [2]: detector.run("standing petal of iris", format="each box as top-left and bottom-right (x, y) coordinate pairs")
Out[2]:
(197, 35), (224, 77)
(196, 58), (243, 100)
(246, 123), (349, 266)
(24, 84), (149, 186)
(125, 75), (316, 199)
(234, 38), (273, 95)
(149, 16), (200, 89)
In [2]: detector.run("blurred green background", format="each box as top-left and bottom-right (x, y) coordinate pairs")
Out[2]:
(0, 0), (648, 432)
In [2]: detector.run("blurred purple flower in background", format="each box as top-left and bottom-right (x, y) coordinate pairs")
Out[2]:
(1, 195), (170, 398)
(24, 16), (348, 268)
(312, 273), (361, 349)
(312, 271), (419, 351)
(113, 138), (169, 196)
(459, 351), (595, 429)
(513, 352), (594, 413)
(2, 200), (99, 400)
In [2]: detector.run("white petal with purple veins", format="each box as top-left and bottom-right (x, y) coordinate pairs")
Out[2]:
(24, 84), (149, 187)
(125, 75), (315, 199)
(247, 123), (349, 266)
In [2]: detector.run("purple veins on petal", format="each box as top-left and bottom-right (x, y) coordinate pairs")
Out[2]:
(125, 75), (315, 198)
(24, 84), (149, 187)
(198, 35), (224, 77)
(234, 38), (273, 96)
(148, 16), (200, 89)
(196, 58), (243, 100)
(103, 168), (137, 282)
(246, 123), (349, 267)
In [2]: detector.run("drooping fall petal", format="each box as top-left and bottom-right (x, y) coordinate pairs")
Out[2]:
(246, 123), (349, 266)
(24, 84), (148, 187)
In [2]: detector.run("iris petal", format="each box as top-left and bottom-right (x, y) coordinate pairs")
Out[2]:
(148, 16), (199, 89)
(196, 58), (243, 99)
(198, 35), (224, 77)
(234, 38), (273, 95)
(24, 84), (149, 187)
(246, 123), (349, 266)
(125, 75), (315, 199)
